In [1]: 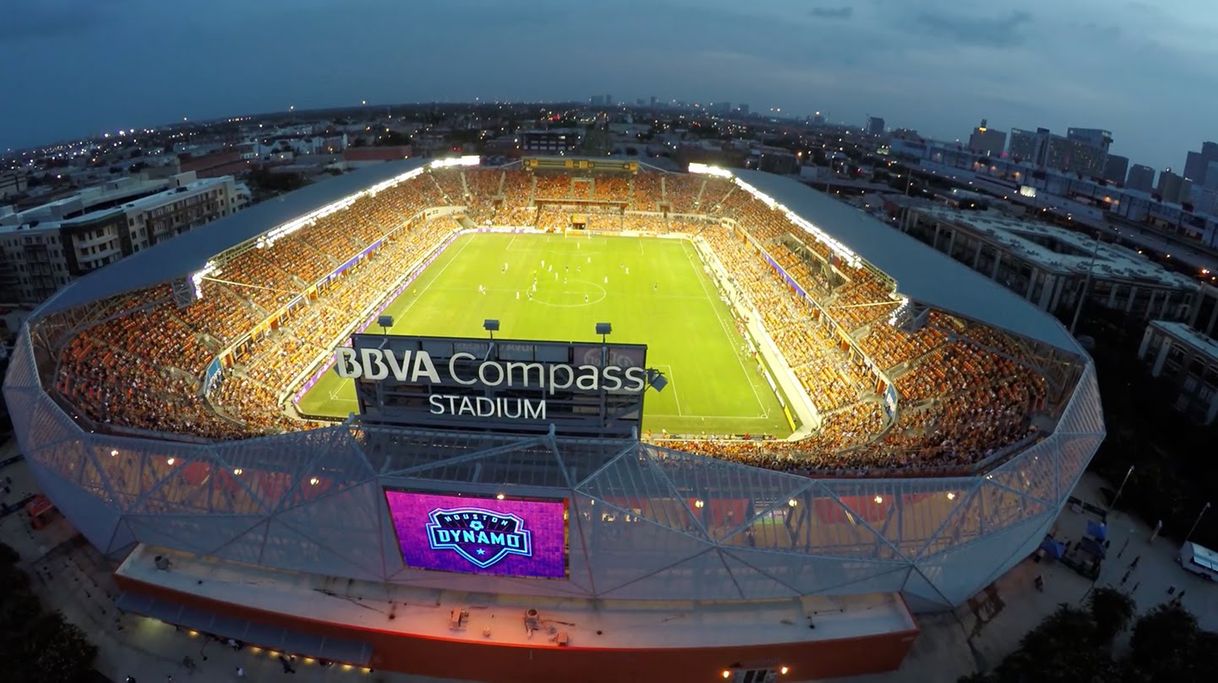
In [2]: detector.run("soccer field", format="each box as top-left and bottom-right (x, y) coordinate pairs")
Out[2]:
(297, 232), (792, 437)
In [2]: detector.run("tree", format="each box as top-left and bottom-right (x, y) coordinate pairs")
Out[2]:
(968, 598), (1218, 683)
(1087, 587), (1135, 645)
(1125, 603), (1213, 681)
(980, 604), (1114, 683)
(0, 542), (98, 682)
(15, 613), (98, 682)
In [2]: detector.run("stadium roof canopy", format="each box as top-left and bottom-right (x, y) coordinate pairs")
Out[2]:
(735, 169), (1084, 355)
(34, 158), (426, 318)
(32, 159), (1082, 355)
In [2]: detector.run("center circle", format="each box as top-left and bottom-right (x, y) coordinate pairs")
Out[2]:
(530, 279), (608, 307)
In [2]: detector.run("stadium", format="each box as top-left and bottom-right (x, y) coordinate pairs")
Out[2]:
(3, 156), (1104, 682)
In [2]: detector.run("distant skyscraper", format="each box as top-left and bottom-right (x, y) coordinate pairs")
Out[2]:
(1039, 127), (1111, 177)
(1047, 137), (1107, 177)
(866, 116), (885, 135)
(1066, 128), (1113, 152)
(1103, 154), (1129, 184)
(590, 95), (605, 106)
(1126, 164), (1156, 193)
(735, 103), (750, 116)
(968, 119), (1006, 157)
(649, 96), (657, 107)
(1183, 141), (1218, 184)
(605, 94), (613, 106)
(1205, 161), (1218, 191)
(812, 112), (825, 126)
(1157, 169), (1191, 204)
(1008, 128), (1051, 166)
(710, 101), (731, 115)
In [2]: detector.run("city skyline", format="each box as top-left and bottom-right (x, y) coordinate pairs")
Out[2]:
(2, 0), (1215, 171)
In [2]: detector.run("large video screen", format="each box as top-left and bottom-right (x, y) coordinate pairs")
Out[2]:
(384, 490), (567, 578)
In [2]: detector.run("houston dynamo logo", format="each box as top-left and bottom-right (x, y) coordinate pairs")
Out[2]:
(425, 508), (532, 569)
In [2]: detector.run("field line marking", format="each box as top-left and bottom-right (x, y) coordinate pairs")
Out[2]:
(653, 363), (683, 417)
(680, 241), (770, 418)
(391, 235), (474, 324)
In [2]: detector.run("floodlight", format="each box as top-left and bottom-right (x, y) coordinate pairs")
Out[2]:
(377, 315), (394, 332)
(484, 319), (500, 332)
(595, 322), (612, 336)
(647, 369), (668, 393)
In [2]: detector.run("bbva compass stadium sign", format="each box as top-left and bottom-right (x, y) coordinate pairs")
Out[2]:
(336, 334), (650, 437)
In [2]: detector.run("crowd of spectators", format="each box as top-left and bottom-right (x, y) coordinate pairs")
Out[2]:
(631, 172), (663, 211)
(43, 166), (1061, 477)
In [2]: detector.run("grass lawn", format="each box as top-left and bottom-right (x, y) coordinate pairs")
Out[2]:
(297, 232), (791, 437)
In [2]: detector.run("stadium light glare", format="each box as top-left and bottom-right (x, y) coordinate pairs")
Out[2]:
(946, 492), (955, 500)
(694, 499), (705, 509)
(887, 297), (911, 327)
(690, 164), (864, 268)
(874, 495), (883, 504)
(233, 468), (243, 475)
(190, 260), (220, 299)
(780, 666), (790, 675)
(429, 155), (481, 169)
(243, 164), (428, 257)
(166, 457), (175, 466)
(788, 499), (798, 507)
(309, 477), (320, 486)
(688, 162), (733, 178)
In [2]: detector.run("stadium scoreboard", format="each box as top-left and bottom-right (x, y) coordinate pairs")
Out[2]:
(337, 334), (649, 437)
(523, 157), (638, 173)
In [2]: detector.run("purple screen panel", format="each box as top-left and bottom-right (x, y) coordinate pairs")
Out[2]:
(385, 490), (567, 578)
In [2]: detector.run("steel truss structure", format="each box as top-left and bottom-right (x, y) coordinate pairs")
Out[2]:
(4, 322), (1104, 611)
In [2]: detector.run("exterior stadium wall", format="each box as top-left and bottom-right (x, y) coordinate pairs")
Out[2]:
(112, 566), (919, 682)
(4, 318), (1105, 611)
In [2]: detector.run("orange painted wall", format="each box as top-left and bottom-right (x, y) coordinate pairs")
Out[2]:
(115, 575), (918, 682)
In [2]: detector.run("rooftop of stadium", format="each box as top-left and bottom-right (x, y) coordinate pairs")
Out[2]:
(20, 157), (1089, 479)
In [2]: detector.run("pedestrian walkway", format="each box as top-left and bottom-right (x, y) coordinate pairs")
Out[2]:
(824, 472), (1218, 681)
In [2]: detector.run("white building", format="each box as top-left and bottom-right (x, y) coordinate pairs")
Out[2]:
(1138, 320), (1218, 424)
(0, 172), (244, 303)
(894, 202), (1200, 322)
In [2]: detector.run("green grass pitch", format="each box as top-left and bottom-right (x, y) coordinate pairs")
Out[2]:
(297, 232), (792, 437)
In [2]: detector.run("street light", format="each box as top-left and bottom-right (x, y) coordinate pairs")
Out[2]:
(1185, 501), (1212, 543)
(1070, 229), (1103, 336)
(1109, 464), (1134, 515)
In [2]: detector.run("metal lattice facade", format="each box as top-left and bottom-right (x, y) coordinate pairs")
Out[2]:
(4, 323), (1104, 611)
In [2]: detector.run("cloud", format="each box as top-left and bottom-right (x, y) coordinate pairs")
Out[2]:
(0, 0), (113, 41)
(913, 9), (1033, 48)
(809, 6), (853, 20)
